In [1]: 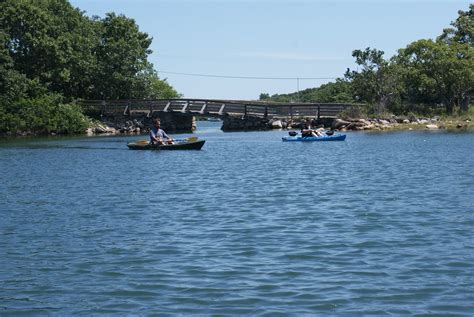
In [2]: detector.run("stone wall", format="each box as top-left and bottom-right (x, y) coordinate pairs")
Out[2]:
(221, 115), (270, 131)
(151, 113), (196, 133)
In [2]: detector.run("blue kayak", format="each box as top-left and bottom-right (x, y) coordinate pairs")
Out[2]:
(282, 133), (346, 142)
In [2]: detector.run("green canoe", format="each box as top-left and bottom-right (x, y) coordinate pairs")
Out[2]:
(127, 139), (205, 150)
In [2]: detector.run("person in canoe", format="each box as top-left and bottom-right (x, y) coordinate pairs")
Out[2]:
(150, 119), (174, 145)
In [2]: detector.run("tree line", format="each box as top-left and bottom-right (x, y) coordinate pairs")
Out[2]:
(260, 5), (473, 116)
(0, 0), (179, 135)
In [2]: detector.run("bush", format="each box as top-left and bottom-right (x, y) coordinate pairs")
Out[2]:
(338, 105), (369, 120)
(0, 94), (88, 135)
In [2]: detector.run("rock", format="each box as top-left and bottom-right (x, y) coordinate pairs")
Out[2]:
(426, 124), (438, 129)
(402, 119), (410, 124)
(394, 116), (406, 123)
(332, 119), (351, 130)
(271, 120), (283, 129)
(95, 125), (108, 133)
(419, 119), (429, 124)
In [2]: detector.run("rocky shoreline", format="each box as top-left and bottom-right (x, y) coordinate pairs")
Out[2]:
(328, 116), (472, 131)
(268, 115), (472, 132)
(2, 114), (470, 137)
(86, 119), (144, 136)
(90, 115), (472, 136)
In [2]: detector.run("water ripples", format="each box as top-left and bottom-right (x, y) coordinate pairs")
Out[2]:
(1, 127), (473, 315)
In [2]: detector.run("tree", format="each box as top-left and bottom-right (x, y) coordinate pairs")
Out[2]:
(0, 0), (181, 135)
(93, 12), (153, 99)
(395, 39), (473, 114)
(439, 4), (473, 47)
(437, 4), (474, 111)
(258, 79), (354, 103)
(345, 48), (402, 114)
(308, 79), (354, 103)
(133, 67), (180, 99)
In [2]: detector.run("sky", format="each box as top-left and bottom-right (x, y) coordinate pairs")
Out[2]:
(70, 0), (471, 100)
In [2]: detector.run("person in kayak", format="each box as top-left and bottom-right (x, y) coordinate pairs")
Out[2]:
(150, 119), (173, 145)
(301, 118), (325, 137)
(301, 118), (313, 137)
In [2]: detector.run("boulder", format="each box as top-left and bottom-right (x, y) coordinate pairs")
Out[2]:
(95, 124), (108, 134)
(271, 120), (283, 129)
(426, 124), (439, 129)
(332, 119), (351, 130)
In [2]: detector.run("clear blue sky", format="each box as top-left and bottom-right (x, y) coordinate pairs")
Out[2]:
(70, 0), (471, 100)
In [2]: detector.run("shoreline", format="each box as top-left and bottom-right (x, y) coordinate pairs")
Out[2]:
(1, 116), (472, 138)
(328, 117), (472, 132)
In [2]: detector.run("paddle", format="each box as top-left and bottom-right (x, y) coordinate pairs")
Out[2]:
(135, 136), (198, 144)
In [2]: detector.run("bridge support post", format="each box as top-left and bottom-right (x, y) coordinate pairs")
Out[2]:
(151, 112), (195, 133)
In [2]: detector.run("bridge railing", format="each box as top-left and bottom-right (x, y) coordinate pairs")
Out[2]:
(77, 99), (356, 119)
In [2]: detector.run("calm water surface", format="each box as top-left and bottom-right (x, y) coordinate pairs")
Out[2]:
(1, 122), (473, 316)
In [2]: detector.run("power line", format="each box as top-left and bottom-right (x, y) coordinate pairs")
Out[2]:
(157, 70), (338, 80)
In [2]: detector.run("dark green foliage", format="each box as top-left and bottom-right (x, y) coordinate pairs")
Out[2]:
(438, 4), (473, 47)
(260, 5), (473, 116)
(395, 39), (473, 114)
(0, 0), (179, 135)
(259, 79), (355, 103)
(0, 94), (88, 135)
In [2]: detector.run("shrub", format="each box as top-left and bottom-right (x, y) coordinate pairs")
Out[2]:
(0, 94), (88, 135)
(338, 105), (369, 120)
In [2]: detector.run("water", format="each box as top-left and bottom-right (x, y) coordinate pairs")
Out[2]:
(1, 122), (473, 316)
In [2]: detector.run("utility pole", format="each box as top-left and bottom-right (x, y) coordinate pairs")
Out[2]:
(296, 77), (300, 102)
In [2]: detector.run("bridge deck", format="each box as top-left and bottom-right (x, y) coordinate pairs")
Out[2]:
(78, 99), (356, 119)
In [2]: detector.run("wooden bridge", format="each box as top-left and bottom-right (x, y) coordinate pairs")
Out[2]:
(78, 99), (355, 119)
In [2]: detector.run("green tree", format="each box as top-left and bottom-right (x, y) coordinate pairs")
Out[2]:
(345, 48), (402, 114)
(437, 4), (474, 111)
(395, 39), (473, 113)
(1, 0), (97, 99)
(308, 79), (354, 103)
(133, 67), (180, 99)
(1, 0), (181, 135)
(439, 4), (473, 47)
(258, 80), (354, 103)
(94, 12), (153, 99)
